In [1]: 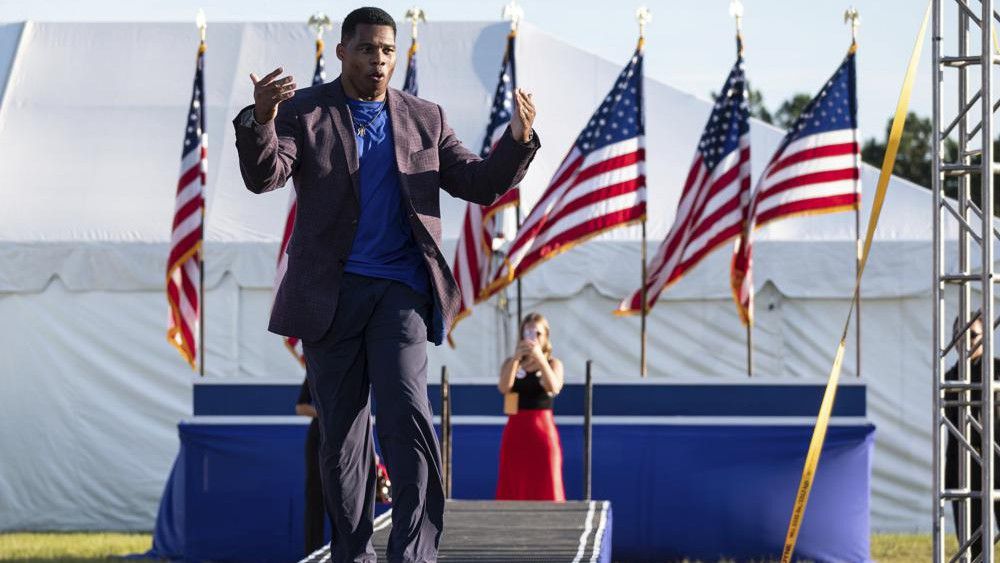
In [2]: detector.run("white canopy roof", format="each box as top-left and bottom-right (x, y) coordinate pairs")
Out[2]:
(0, 20), (955, 299)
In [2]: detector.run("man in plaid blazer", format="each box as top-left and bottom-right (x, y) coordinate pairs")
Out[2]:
(233, 7), (539, 563)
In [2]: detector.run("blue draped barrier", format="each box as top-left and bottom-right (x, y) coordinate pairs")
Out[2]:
(147, 381), (873, 562)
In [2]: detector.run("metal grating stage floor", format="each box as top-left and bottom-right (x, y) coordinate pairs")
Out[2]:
(300, 500), (613, 563)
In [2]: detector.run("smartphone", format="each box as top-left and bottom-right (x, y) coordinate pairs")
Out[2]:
(523, 326), (537, 344)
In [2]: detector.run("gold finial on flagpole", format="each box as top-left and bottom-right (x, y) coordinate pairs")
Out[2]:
(729, 0), (744, 55)
(844, 7), (860, 45)
(308, 13), (332, 41)
(196, 8), (207, 43)
(636, 6), (652, 41)
(728, 0), (744, 34)
(405, 7), (427, 41)
(502, 0), (525, 33)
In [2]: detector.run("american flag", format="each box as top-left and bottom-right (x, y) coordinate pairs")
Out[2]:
(616, 49), (750, 316)
(403, 36), (418, 96)
(731, 48), (860, 325)
(274, 39), (326, 366)
(485, 43), (646, 300)
(167, 41), (207, 369)
(448, 32), (520, 346)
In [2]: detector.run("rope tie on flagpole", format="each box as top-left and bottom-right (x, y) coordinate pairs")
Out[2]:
(780, 2), (931, 560)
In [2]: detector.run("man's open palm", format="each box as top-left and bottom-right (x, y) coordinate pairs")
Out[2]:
(250, 67), (296, 124)
(510, 88), (536, 144)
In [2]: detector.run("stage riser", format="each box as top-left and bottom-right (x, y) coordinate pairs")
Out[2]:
(193, 381), (866, 418)
(155, 420), (871, 562)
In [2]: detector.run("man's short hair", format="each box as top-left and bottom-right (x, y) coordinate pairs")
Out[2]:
(342, 7), (397, 41)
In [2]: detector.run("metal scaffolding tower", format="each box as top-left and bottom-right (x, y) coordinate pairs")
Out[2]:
(933, 1), (999, 560)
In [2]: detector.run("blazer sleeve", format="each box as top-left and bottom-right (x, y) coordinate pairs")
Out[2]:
(436, 104), (540, 206)
(232, 101), (301, 194)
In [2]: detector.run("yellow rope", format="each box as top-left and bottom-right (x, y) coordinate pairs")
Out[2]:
(780, 2), (931, 560)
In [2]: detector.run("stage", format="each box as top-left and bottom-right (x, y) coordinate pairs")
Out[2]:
(147, 378), (873, 562)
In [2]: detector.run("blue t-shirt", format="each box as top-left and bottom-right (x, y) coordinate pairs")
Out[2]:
(343, 99), (430, 296)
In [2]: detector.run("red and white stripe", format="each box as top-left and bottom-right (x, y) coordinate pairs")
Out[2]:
(752, 129), (860, 225)
(617, 136), (750, 315)
(452, 190), (519, 320)
(167, 136), (205, 369)
(486, 137), (646, 298)
(730, 129), (860, 325)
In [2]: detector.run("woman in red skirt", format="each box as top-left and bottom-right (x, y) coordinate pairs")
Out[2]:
(495, 312), (566, 501)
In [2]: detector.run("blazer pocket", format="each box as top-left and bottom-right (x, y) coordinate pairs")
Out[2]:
(409, 147), (438, 172)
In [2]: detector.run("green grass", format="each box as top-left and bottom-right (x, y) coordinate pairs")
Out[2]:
(871, 533), (959, 563)
(0, 532), (969, 561)
(0, 533), (153, 561)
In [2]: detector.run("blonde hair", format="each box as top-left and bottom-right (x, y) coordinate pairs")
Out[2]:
(520, 312), (553, 360)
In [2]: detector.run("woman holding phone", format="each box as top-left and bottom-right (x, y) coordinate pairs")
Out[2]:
(495, 312), (566, 501)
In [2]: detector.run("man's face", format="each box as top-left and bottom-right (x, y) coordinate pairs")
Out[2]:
(337, 24), (396, 100)
(970, 318), (984, 360)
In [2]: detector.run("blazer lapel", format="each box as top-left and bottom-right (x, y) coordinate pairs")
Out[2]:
(387, 88), (413, 201)
(323, 78), (361, 203)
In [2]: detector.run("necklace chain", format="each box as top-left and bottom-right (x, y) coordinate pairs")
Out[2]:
(355, 100), (386, 137)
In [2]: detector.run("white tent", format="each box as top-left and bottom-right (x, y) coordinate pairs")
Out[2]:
(0, 20), (966, 532)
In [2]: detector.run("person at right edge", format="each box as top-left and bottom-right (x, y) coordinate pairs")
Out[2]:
(946, 313), (1000, 557)
(496, 313), (565, 501)
(233, 7), (539, 563)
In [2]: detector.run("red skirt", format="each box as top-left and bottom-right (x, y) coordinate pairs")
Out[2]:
(495, 408), (565, 501)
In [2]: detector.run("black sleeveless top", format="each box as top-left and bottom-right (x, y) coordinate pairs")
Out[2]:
(511, 368), (554, 410)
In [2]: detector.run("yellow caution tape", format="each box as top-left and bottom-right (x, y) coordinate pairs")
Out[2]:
(780, 2), (931, 560)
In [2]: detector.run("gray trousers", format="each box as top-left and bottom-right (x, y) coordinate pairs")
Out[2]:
(303, 273), (444, 563)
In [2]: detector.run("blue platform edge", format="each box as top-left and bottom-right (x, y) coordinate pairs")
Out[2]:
(193, 380), (866, 418)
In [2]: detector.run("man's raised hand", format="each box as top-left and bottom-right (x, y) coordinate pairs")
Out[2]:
(510, 87), (536, 144)
(250, 68), (296, 124)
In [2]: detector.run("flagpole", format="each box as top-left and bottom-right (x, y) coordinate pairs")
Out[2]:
(846, 8), (862, 379)
(405, 7), (425, 41)
(516, 207), (523, 324)
(504, 1), (524, 325)
(729, 0), (752, 378)
(641, 220), (648, 377)
(404, 7), (425, 97)
(197, 10), (207, 378)
(634, 8), (651, 378)
(309, 13), (332, 59)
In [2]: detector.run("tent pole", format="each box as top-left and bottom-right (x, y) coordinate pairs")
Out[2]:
(640, 219), (648, 377)
(746, 323), (753, 377)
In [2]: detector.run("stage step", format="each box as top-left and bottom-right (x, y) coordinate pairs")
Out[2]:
(301, 500), (612, 563)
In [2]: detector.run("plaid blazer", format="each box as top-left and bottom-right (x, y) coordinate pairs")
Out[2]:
(233, 77), (540, 344)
